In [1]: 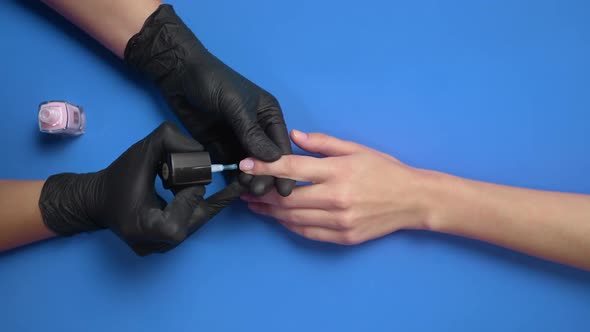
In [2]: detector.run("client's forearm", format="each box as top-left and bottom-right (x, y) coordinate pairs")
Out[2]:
(426, 172), (590, 270)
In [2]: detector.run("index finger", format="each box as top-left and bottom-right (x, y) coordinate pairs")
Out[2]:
(239, 155), (333, 183)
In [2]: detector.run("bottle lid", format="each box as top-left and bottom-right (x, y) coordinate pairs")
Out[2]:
(160, 152), (213, 189)
(38, 106), (62, 126)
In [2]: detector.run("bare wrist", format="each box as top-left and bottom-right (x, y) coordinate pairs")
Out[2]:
(412, 168), (455, 232)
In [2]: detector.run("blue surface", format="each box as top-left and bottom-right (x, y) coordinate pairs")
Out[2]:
(1, 0), (590, 331)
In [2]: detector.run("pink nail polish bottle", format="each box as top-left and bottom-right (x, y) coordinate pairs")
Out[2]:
(38, 101), (85, 136)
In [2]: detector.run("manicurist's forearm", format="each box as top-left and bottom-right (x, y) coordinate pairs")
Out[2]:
(41, 0), (162, 58)
(0, 180), (56, 251)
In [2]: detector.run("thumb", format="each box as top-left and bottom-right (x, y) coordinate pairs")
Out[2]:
(230, 115), (282, 162)
(187, 180), (245, 234)
(290, 130), (362, 157)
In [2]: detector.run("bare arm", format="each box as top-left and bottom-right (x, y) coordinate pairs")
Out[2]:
(428, 173), (590, 270)
(41, 0), (161, 58)
(239, 130), (590, 271)
(0, 180), (56, 251)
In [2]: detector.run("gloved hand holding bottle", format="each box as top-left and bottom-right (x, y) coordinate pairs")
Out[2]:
(0, 122), (242, 255)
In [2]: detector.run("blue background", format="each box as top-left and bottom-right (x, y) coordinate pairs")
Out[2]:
(1, 0), (589, 331)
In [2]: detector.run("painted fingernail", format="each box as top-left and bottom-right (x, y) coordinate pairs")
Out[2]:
(240, 158), (255, 171)
(292, 129), (308, 140)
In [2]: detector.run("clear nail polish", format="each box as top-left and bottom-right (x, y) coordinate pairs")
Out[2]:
(38, 101), (85, 136)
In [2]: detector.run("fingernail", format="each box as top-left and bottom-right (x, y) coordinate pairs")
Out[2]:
(292, 129), (308, 140)
(240, 158), (255, 171)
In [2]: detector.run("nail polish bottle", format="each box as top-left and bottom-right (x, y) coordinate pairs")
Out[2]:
(160, 152), (238, 189)
(38, 101), (85, 136)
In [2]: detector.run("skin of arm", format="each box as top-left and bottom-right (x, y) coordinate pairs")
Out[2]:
(0, 180), (56, 252)
(41, 0), (162, 58)
(239, 130), (590, 271)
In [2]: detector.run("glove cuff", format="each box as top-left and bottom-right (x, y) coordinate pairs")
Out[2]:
(39, 173), (105, 236)
(124, 4), (206, 84)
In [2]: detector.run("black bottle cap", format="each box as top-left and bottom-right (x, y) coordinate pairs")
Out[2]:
(160, 152), (212, 189)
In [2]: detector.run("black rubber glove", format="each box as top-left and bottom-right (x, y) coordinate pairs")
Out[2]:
(38, 122), (243, 256)
(124, 4), (295, 197)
